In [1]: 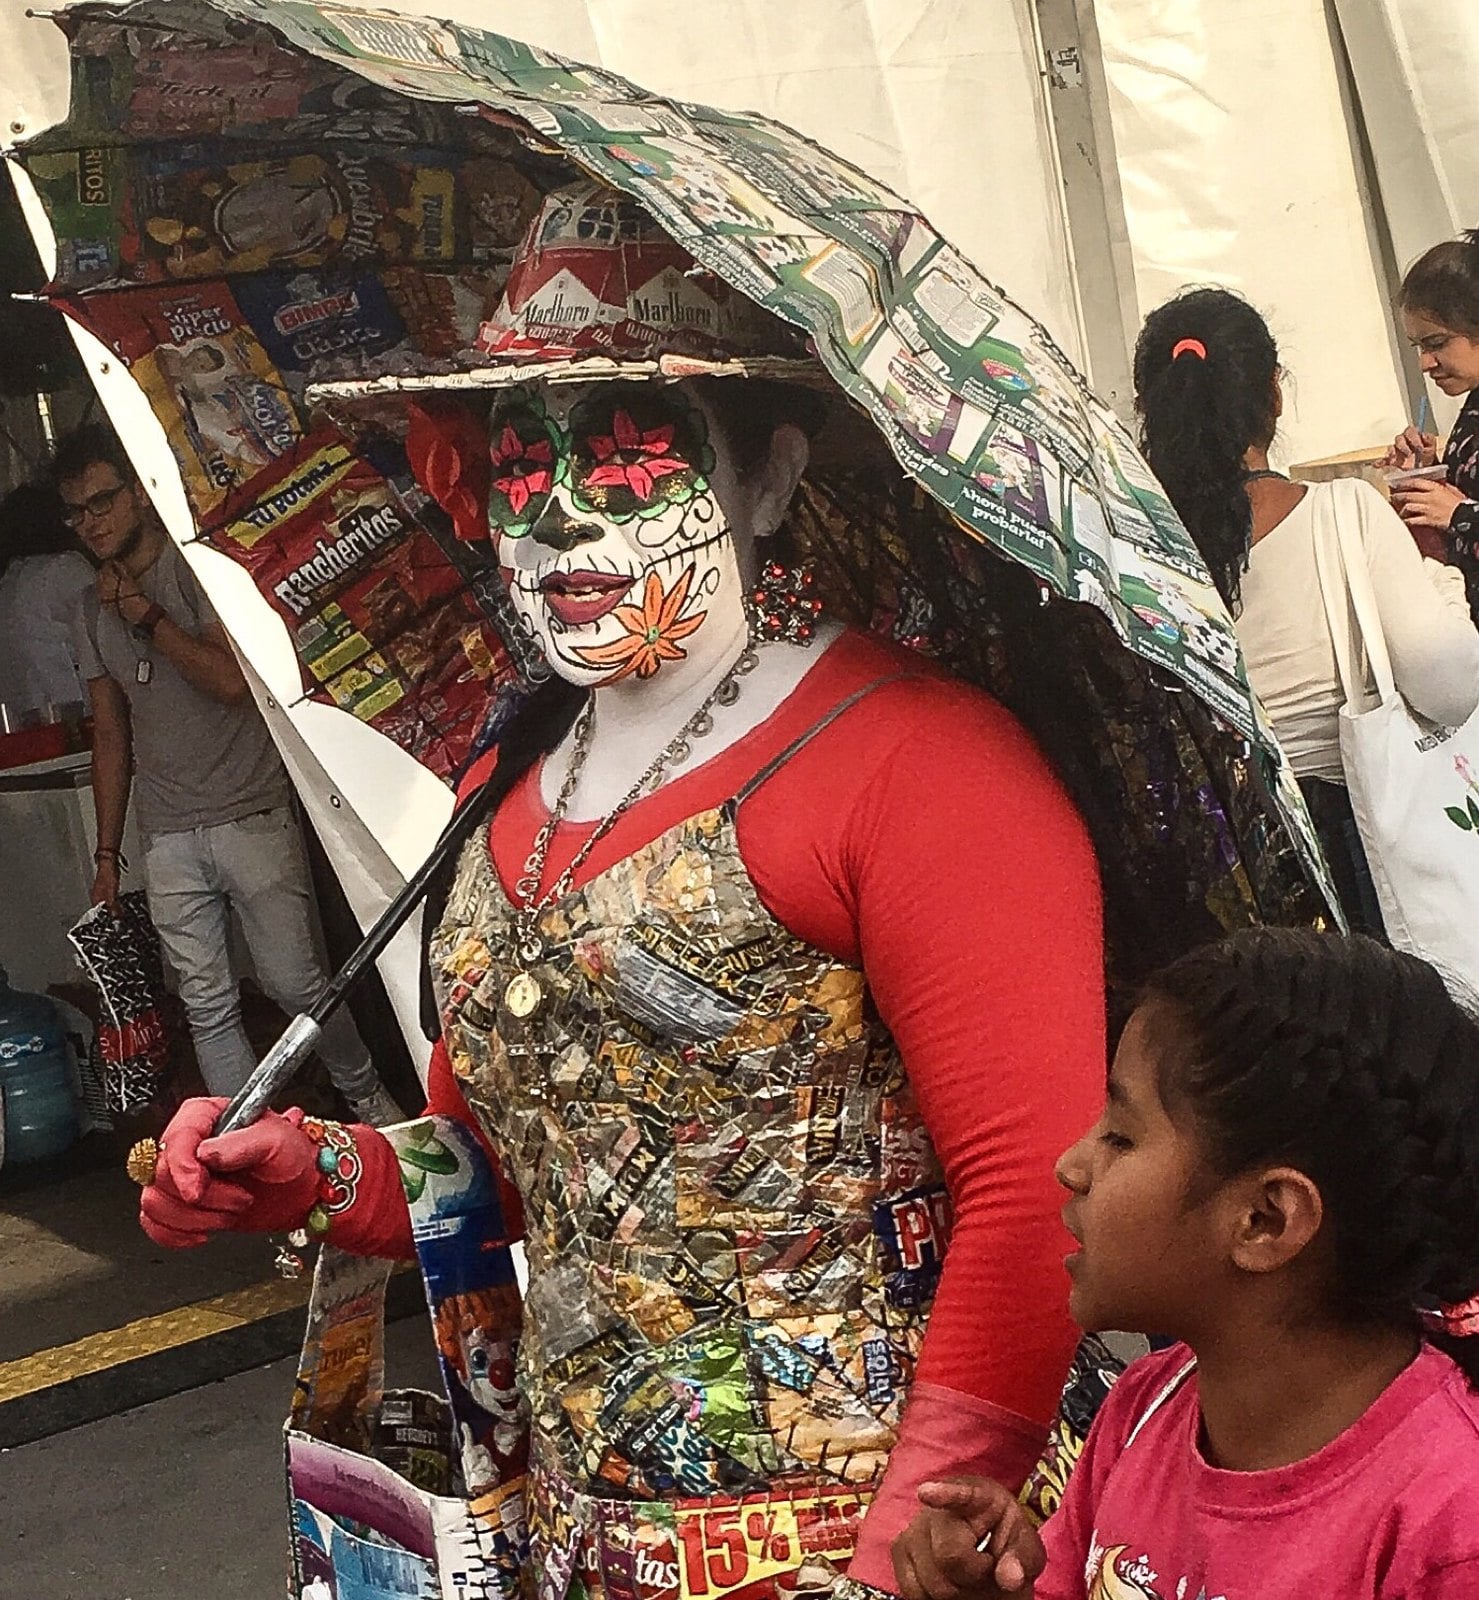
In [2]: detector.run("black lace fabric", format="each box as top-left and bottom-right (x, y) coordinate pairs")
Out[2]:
(1442, 390), (1479, 625)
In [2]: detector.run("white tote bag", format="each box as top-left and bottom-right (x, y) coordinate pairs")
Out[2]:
(1312, 507), (1479, 995)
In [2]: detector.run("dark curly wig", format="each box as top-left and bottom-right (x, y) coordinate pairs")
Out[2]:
(1144, 928), (1479, 1384)
(1132, 289), (1280, 616)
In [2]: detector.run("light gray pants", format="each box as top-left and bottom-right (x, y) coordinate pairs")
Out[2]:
(143, 807), (376, 1101)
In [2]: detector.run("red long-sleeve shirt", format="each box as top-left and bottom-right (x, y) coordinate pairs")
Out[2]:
(334, 629), (1104, 1586)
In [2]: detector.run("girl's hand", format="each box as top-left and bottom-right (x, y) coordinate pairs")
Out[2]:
(1392, 478), (1469, 533)
(1384, 426), (1439, 470)
(891, 1477), (1046, 1600)
(90, 857), (121, 911)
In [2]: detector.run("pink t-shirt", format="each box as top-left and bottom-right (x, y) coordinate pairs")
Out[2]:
(1040, 1343), (1479, 1599)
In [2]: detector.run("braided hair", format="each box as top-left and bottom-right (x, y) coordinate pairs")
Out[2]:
(1132, 289), (1280, 615)
(1141, 929), (1479, 1384)
(1400, 229), (1479, 338)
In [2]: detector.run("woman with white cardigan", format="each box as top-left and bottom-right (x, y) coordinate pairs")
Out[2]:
(1133, 288), (1479, 935)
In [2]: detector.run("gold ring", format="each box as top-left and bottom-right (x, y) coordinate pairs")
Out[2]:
(126, 1137), (160, 1188)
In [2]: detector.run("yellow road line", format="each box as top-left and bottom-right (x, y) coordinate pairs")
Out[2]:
(0, 1277), (311, 1405)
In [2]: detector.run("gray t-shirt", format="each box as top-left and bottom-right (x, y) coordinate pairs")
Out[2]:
(72, 539), (291, 838)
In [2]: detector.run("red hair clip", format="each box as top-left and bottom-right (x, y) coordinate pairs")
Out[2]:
(1171, 338), (1208, 362)
(1421, 1295), (1479, 1339)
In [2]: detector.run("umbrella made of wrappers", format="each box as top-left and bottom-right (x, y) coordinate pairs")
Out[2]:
(14, 0), (1338, 1031)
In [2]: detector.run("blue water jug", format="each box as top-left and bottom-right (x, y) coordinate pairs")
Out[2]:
(0, 966), (79, 1165)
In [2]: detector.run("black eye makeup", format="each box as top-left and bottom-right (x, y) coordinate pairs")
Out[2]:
(565, 385), (712, 523)
(487, 392), (561, 537)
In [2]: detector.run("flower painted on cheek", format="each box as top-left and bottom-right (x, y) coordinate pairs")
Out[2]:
(584, 410), (689, 503)
(573, 566), (707, 683)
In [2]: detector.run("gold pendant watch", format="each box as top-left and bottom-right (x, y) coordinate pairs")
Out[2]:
(503, 970), (544, 1020)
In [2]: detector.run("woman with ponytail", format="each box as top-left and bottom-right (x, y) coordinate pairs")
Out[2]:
(1385, 229), (1479, 624)
(1133, 289), (1479, 936)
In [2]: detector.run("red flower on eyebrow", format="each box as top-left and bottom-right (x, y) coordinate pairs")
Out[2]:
(585, 410), (689, 503)
(490, 422), (554, 516)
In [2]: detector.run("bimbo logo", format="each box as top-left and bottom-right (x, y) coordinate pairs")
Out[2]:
(273, 290), (361, 336)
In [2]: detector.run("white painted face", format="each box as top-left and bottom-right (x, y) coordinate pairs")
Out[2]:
(491, 381), (748, 689)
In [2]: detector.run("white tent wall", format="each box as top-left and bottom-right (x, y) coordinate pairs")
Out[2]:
(1333, 0), (1478, 269)
(1093, 0), (1412, 464)
(1333, 0), (1479, 433)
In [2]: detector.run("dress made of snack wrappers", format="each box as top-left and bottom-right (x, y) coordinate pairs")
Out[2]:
(430, 767), (948, 1597)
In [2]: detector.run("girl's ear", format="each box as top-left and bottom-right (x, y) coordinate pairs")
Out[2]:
(1226, 1166), (1323, 1275)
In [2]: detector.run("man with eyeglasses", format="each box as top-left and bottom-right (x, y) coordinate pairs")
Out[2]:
(58, 424), (401, 1125)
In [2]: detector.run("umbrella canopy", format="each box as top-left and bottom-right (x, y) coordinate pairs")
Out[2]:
(14, 0), (1337, 980)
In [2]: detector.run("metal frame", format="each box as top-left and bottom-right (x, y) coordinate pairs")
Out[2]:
(1030, 0), (1142, 423)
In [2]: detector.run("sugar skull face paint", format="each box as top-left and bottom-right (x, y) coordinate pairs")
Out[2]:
(492, 381), (746, 689)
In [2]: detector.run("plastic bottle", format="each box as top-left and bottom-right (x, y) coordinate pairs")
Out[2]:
(0, 965), (79, 1165)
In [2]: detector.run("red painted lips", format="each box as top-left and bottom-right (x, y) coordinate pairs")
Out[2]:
(539, 569), (634, 627)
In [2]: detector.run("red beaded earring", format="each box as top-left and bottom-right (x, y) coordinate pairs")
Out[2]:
(749, 559), (824, 644)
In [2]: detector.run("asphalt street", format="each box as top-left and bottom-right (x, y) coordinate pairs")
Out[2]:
(0, 1314), (439, 1600)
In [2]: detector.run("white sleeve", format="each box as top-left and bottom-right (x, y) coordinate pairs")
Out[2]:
(43, 553), (95, 628)
(1355, 482), (1479, 728)
(1421, 556), (1472, 611)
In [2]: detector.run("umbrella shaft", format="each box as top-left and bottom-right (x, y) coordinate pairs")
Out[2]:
(213, 1013), (322, 1136)
(207, 785), (485, 1136)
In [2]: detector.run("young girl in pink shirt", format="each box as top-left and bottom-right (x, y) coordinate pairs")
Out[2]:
(893, 928), (1479, 1600)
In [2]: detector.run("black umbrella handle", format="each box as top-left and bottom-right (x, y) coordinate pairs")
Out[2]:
(210, 684), (580, 1138)
(210, 803), (476, 1137)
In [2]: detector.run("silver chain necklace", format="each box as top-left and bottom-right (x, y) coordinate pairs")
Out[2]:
(502, 641), (760, 1020)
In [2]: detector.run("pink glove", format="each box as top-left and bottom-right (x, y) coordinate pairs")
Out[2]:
(139, 1096), (322, 1248)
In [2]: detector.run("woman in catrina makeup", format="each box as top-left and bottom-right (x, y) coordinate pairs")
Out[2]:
(137, 179), (1261, 1599)
(141, 180), (1101, 1595)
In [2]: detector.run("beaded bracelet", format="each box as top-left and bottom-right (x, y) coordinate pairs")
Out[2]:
(300, 1115), (363, 1236)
